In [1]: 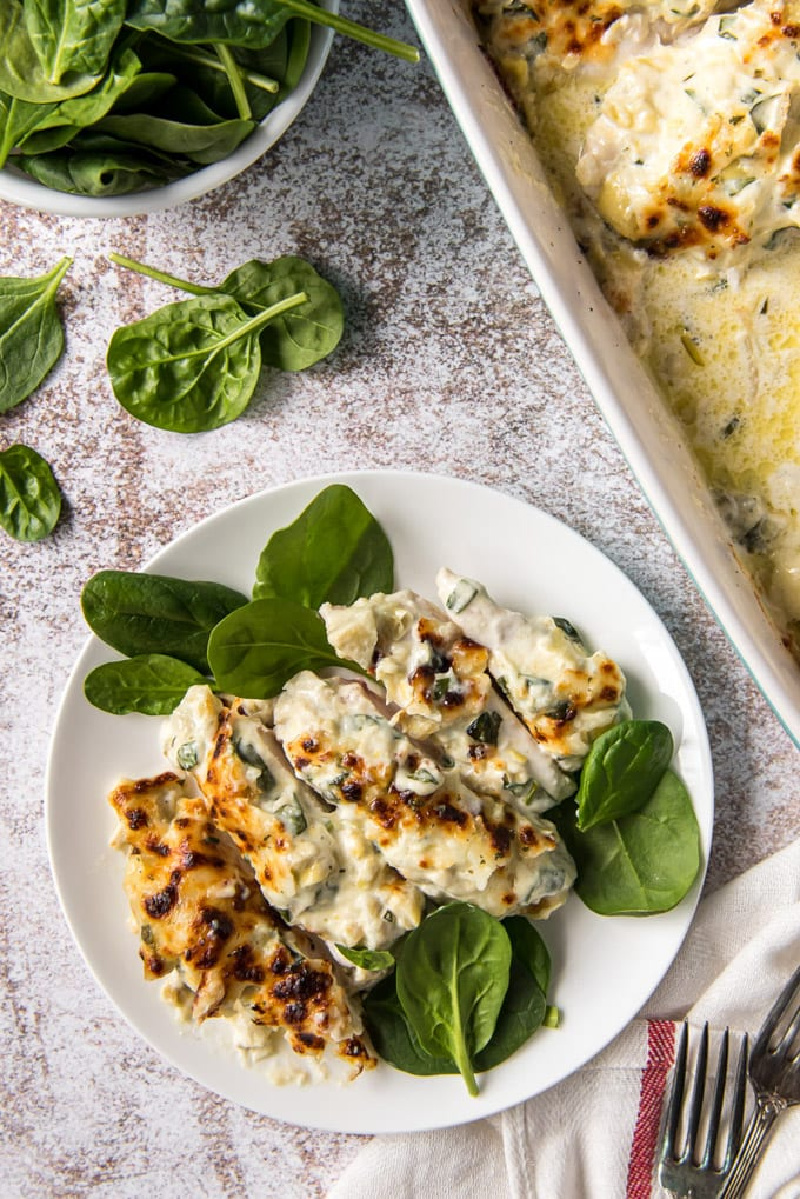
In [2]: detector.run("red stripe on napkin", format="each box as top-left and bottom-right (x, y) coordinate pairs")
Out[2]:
(626, 1019), (677, 1199)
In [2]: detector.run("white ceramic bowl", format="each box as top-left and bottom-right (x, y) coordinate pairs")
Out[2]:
(406, 0), (800, 748)
(0, 5), (337, 219)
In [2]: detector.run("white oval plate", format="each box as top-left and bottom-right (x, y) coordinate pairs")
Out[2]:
(46, 470), (713, 1133)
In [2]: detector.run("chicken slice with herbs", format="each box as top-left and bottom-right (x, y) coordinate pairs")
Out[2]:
(436, 569), (628, 771)
(274, 672), (576, 919)
(162, 686), (424, 951)
(108, 772), (374, 1081)
(321, 589), (575, 813)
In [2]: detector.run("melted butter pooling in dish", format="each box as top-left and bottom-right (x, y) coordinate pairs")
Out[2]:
(474, 0), (800, 660)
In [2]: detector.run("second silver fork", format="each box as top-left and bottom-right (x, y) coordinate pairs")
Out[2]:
(719, 963), (800, 1199)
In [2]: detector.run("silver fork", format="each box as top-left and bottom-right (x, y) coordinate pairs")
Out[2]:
(659, 1022), (749, 1198)
(718, 963), (800, 1198)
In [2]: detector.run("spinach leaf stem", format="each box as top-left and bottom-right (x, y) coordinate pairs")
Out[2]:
(108, 253), (218, 295)
(215, 43), (253, 120)
(165, 43), (279, 93)
(273, 0), (420, 62)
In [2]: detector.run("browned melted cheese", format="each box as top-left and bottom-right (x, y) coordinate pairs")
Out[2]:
(282, 733), (555, 870)
(525, 658), (626, 757)
(108, 774), (374, 1071)
(485, 0), (624, 69)
(201, 708), (298, 894)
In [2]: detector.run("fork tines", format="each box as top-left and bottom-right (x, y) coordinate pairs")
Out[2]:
(659, 1022), (749, 1194)
(756, 963), (800, 1059)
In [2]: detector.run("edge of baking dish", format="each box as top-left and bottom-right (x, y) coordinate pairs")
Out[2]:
(405, 0), (800, 747)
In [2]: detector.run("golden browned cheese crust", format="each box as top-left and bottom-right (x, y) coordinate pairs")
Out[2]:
(274, 674), (576, 918)
(203, 707), (301, 895)
(108, 773), (374, 1071)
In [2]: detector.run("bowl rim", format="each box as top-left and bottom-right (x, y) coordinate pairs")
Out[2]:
(0, 4), (337, 219)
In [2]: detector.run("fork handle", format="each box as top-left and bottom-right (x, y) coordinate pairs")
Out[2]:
(717, 1094), (787, 1199)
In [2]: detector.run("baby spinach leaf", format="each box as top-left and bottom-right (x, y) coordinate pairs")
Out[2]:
(576, 720), (674, 831)
(107, 254), (344, 372)
(0, 91), (48, 167)
(25, 0), (127, 86)
(0, 444), (62, 541)
(0, 257), (71, 413)
(215, 257), (344, 372)
(253, 484), (394, 606)
(133, 33), (282, 120)
(125, 0), (420, 62)
(395, 902), (512, 1096)
(16, 45), (142, 156)
(556, 771), (701, 915)
(283, 18), (310, 91)
(207, 597), (365, 698)
(504, 914), (550, 996)
(0, 1), (104, 103)
(81, 570), (248, 672)
(473, 963), (546, 1071)
(335, 945), (396, 972)
(83, 653), (207, 714)
(365, 913), (552, 1079)
(363, 974), (454, 1076)
(106, 291), (306, 432)
(108, 69), (177, 113)
(125, 0), (290, 49)
(18, 142), (177, 194)
(97, 85), (255, 165)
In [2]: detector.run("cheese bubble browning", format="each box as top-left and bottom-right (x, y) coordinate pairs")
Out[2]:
(273, 672), (576, 919)
(108, 772), (374, 1076)
(162, 686), (424, 951)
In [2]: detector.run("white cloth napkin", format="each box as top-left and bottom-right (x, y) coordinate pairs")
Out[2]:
(328, 839), (800, 1199)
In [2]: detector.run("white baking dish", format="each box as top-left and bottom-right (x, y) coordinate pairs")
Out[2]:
(405, 0), (800, 747)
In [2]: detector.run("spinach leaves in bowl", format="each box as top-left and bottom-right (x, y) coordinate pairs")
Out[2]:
(0, 0), (418, 205)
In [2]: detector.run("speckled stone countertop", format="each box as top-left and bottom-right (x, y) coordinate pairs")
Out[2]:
(1, 3), (798, 1195)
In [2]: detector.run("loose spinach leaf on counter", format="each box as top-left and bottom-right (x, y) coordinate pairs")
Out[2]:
(0, 444), (62, 541)
(395, 902), (512, 1097)
(554, 770), (701, 915)
(0, 256), (71, 413)
(106, 291), (307, 432)
(215, 256), (344, 372)
(108, 253), (344, 372)
(81, 571), (248, 673)
(207, 597), (366, 698)
(576, 719), (674, 831)
(253, 484), (393, 606)
(125, 0), (420, 62)
(84, 653), (208, 714)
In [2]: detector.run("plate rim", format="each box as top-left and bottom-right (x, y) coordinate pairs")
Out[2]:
(45, 468), (714, 1133)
